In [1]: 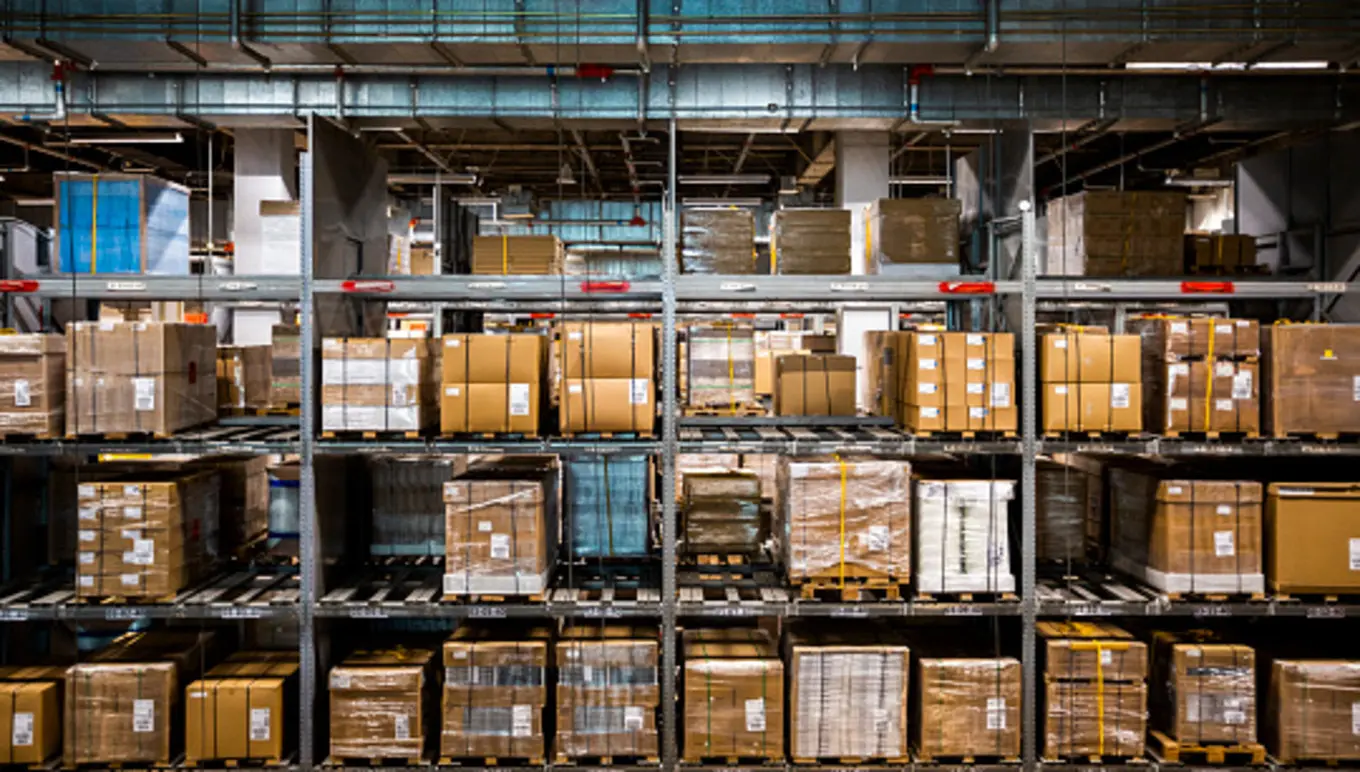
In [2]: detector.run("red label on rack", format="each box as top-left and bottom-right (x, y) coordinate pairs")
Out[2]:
(0, 280), (38, 293)
(779, 313), (805, 319)
(729, 313), (756, 319)
(938, 281), (996, 294)
(627, 313), (653, 319)
(580, 280), (630, 293)
(341, 279), (395, 294)
(1180, 281), (1235, 294)
(529, 313), (556, 320)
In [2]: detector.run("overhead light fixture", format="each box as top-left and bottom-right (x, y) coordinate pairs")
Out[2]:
(1125, 62), (1246, 72)
(388, 173), (479, 185)
(678, 174), (771, 185)
(778, 176), (799, 195)
(556, 162), (577, 186)
(66, 132), (185, 145)
(1250, 60), (1331, 70)
(500, 187), (535, 220)
(682, 197), (764, 207)
(1164, 175), (1233, 188)
(13, 198), (53, 206)
(889, 175), (951, 186)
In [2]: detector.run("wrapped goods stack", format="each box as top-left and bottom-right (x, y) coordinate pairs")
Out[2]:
(915, 657), (1022, 761)
(682, 629), (784, 763)
(682, 471), (764, 557)
(371, 455), (466, 556)
(1035, 455), (1102, 565)
(329, 648), (434, 761)
(1149, 633), (1258, 753)
(440, 334), (546, 436)
(54, 173), (191, 275)
(555, 625), (660, 761)
(441, 625), (551, 761)
(563, 454), (652, 558)
(915, 479), (1015, 595)
(470, 235), (563, 275)
(1039, 622), (1147, 760)
(1130, 317), (1260, 435)
(685, 322), (756, 412)
(269, 324), (301, 406)
(1040, 332), (1143, 433)
(443, 458), (558, 598)
(681, 209), (756, 274)
(1045, 191), (1186, 276)
(0, 333), (64, 438)
(786, 628), (910, 762)
(1262, 324), (1360, 437)
(321, 338), (436, 434)
(770, 209), (851, 274)
(865, 198), (961, 275)
(559, 322), (655, 435)
(216, 345), (272, 412)
(1269, 660), (1360, 763)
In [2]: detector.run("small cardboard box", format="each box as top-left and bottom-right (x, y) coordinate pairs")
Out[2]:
(1042, 383), (1142, 432)
(1041, 333), (1141, 383)
(1265, 482), (1360, 593)
(0, 681), (60, 764)
(774, 354), (855, 416)
(269, 325), (300, 406)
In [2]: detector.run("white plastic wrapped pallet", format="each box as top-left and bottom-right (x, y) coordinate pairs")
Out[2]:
(915, 480), (1016, 593)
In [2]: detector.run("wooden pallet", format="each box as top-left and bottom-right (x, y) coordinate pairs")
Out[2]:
(793, 756), (911, 766)
(1042, 756), (1148, 765)
(442, 594), (545, 604)
(0, 431), (60, 442)
(320, 430), (423, 440)
(1164, 590), (1268, 603)
(439, 432), (539, 441)
(223, 406), (300, 417)
(794, 579), (908, 602)
(909, 430), (1018, 439)
(682, 758), (783, 767)
(182, 755), (293, 769)
(438, 757), (544, 767)
(915, 591), (1021, 603)
(69, 593), (180, 605)
(322, 756), (430, 768)
(65, 754), (183, 770)
(1042, 431), (1150, 440)
(1161, 431), (1262, 441)
(913, 754), (1021, 765)
(1149, 731), (1266, 766)
(65, 431), (175, 441)
(683, 404), (767, 417)
(1274, 592), (1360, 604)
(1270, 757), (1360, 767)
(554, 756), (659, 766)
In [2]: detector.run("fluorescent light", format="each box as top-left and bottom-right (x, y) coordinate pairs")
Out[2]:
(678, 174), (770, 185)
(388, 173), (479, 185)
(13, 198), (53, 206)
(66, 132), (184, 145)
(1164, 175), (1233, 188)
(778, 176), (799, 195)
(889, 175), (951, 185)
(682, 197), (764, 207)
(1250, 60), (1331, 70)
(1125, 62), (1246, 72)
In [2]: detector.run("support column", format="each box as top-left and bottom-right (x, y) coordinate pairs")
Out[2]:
(233, 129), (299, 344)
(834, 131), (893, 408)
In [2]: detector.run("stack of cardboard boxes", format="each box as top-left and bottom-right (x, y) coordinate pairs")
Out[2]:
(186, 651), (299, 765)
(555, 626), (660, 760)
(559, 322), (655, 435)
(0, 333), (65, 438)
(682, 629), (784, 762)
(440, 333), (546, 437)
(867, 331), (1016, 433)
(269, 324), (301, 407)
(1045, 191), (1186, 276)
(786, 629), (910, 761)
(681, 209), (756, 274)
(443, 458), (558, 598)
(1040, 622), (1147, 760)
(754, 331), (835, 398)
(441, 625), (550, 760)
(915, 657), (1022, 761)
(865, 198), (961, 275)
(773, 354), (856, 416)
(471, 235), (563, 275)
(681, 471), (763, 557)
(1041, 331), (1142, 433)
(1262, 324), (1360, 437)
(321, 338), (436, 434)
(1269, 660), (1360, 762)
(1185, 233), (1257, 274)
(1131, 316), (1260, 435)
(1035, 455), (1102, 565)
(685, 322), (756, 411)
(329, 648), (435, 761)
(770, 209), (851, 274)
(1150, 632), (1256, 749)
(216, 345), (272, 412)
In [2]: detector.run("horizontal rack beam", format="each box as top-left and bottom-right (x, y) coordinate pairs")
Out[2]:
(0, 569), (299, 621)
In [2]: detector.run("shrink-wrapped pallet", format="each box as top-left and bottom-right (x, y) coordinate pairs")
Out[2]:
(915, 480), (1015, 594)
(779, 457), (911, 585)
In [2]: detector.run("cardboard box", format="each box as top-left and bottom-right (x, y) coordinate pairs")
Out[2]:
(916, 480), (1016, 593)
(0, 333), (64, 438)
(442, 624), (551, 759)
(1042, 383), (1142, 433)
(1185, 234), (1257, 274)
(1041, 333), (1141, 383)
(65, 322), (217, 437)
(1038, 621), (1147, 683)
(1150, 633), (1255, 745)
(320, 337), (436, 433)
(0, 680), (60, 764)
(899, 332), (1016, 432)
(863, 330), (909, 422)
(410, 245), (436, 276)
(443, 459), (557, 597)
(1129, 317), (1261, 360)
(1147, 360), (1259, 435)
(787, 631), (910, 760)
(269, 325), (300, 406)
(1044, 680), (1147, 758)
(683, 471), (763, 555)
(558, 322), (655, 381)
(915, 658), (1021, 761)
(774, 354), (855, 416)
(686, 323), (756, 409)
(1263, 325), (1360, 436)
(681, 209), (756, 274)
(440, 334), (545, 436)
(556, 625), (659, 759)
(216, 345), (273, 411)
(780, 457), (911, 583)
(193, 455), (268, 554)
(770, 209), (851, 274)
(559, 378), (654, 435)
(329, 649), (434, 760)
(866, 198), (961, 269)
(471, 235), (563, 275)
(682, 630), (784, 761)
(1269, 660), (1360, 762)
(1045, 191), (1186, 277)
(1036, 455), (1103, 564)
(185, 676), (290, 762)
(1265, 482), (1360, 593)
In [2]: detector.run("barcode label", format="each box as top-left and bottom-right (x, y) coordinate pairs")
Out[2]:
(13, 379), (30, 407)
(78, 529), (95, 543)
(1110, 384), (1131, 409)
(866, 525), (889, 552)
(624, 706), (644, 731)
(79, 506), (97, 521)
(1233, 371), (1253, 399)
(512, 705), (533, 738)
(744, 698), (766, 732)
(919, 334), (937, 345)
(1350, 538), (1360, 571)
(1217, 504), (1232, 515)
(919, 358), (937, 371)
(918, 383), (937, 394)
(992, 382), (1011, 407)
(986, 697), (1006, 730)
(394, 714), (410, 740)
(132, 377), (155, 411)
(133, 699), (155, 732)
(1352, 702), (1360, 734)
(126, 538), (155, 565)
(331, 672), (352, 689)
(490, 533), (510, 560)
(966, 358), (985, 370)
(629, 379), (648, 405)
(1353, 376), (1360, 402)
(509, 383), (530, 416)
(11, 712), (33, 746)
(966, 334), (984, 345)
(1215, 398), (1234, 412)
(250, 708), (271, 740)
(124, 506), (142, 519)
(1214, 531), (1235, 557)
(967, 383), (983, 394)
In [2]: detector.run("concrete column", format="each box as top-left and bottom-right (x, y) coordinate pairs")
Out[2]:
(233, 129), (299, 345)
(834, 131), (893, 408)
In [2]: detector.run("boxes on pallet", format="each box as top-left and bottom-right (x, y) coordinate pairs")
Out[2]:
(320, 338), (436, 433)
(1265, 482), (1360, 593)
(329, 648), (434, 760)
(441, 624), (551, 760)
(1108, 473), (1264, 595)
(556, 625), (660, 760)
(563, 454), (651, 558)
(470, 234), (563, 275)
(1045, 190), (1186, 277)
(899, 332), (1016, 433)
(1262, 324), (1360, 436)
(785, 628), (909, 761)
(915, 480), (1015, 594)
(1035, 455), (1102, 564)
(770, 209), (851, 274)
(192, 455), (268, 554)
(863, 330), (909, 423)
(371, 455), (466, 557)
(865, 198), (961, 274)
(0, 333), (64, 438)
(440, 334), (545, 436)
(685, 322), (756, 410)
(1038, 621), (1147, 760)
(754, 330), (834, 397)
(443, 458), (557, 597)
(682, 629), (784, 762)
(682, 471), (763, 556)
(65, 321), (218, 437)
(779, 457), (911, 586)
(1039, 621), (1148, 682)
(1130, 317), (1260, 435)
(0, 668), (61, 765)
(773, 354), (855, 416)
(269, 325), (301, 406)
(1269, 660), (1360, 762)
(54, 173), (191, 275)
(558, 322), (655, 435)
(1150, 632), (1256, 746)
(1131, 317), (1260, 361)
(75, 469), (220, 600)
(681, 209), (756, 274)
(915, 658), (1022, 761)
(186, 654), (298, 764)
(216, 345), (273, 411)
(1185, 233), (1257, 274)
(675, 454), (740, 501)
(1040, 333), (1142, 433)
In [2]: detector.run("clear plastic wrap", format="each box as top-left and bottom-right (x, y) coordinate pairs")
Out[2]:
(215, 345), (272, 410)
(1109, 473), (1264, 594)
(1036, 455), (1102, 564)
(1044, 680), (1147, 759)
(916, 658), (1021, 760)
(1151, 633), (1256, 745)
(787, 635), (909, 760)
(269, 324), (300, 406)
(1145, 360), (1259, 434)
(780, 457), (911, 584)
(1045, 191), (1185, 277)
(321, 338), (436, 433)
(866, 198), (960, 270)
(1263, 325), (1360, 436)
(564, 454), (651, 558)
(685, 322), (756, 409)
(682, 630), (784, 762)
(66, 322), (218, 436)
(1038, 621), (1148, 683)
(0, 333), (64, 437)
(676, 454), (740, 502)
(681, 209), (756, 274)
(65, 662), (178, 764)
(915, 480), (1015, 593)
(770, 209), (851, 275)
(1269, 660), (1360, 762)
(443, 463), (556, 597)
(372, 455), (465, 556)
(442, 626), (549, 759)
(1128, 317), (1260, 361)
(470, 234), (563, 275)
(329, 649), (434, 760)
(682, 472), (764, 555)
(556, 625), (660, 759)
(193, 455), (268, 554)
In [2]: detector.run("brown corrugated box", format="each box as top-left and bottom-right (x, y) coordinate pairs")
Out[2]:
(1269, 660), (1360, 762)
(771, 209), (851, 274)
(442, 624), (551, 759)
(786, 629), (909, 761)
(443, 459), (557, 598)
(1185, 234), (1257, 274)
(559, 378), (654, 435)
(916, 658), (1021, 761)
(329, 648), (435, 760)
(558, 322), (654, 380)
(1046, 191), (1186, 277)
(440, 334), (545, 436)
(471, 234), (563, 275)
(1150, 632), (1255, 745)
(863, 330), (909, 423)
(269, 324), (300, 406)
(65, 321), (218, 437)
(1041, 333), (1141, 383)
(682, 629), (784, 761)
(685, 322), (755, 409)
(555, 625), (659, 759)
(1265, 482), (1360, 593)
(1044, 680), (1147, 758)
(900, 332), (1016, 432)
(0, 333), (64, 438)
(779, 456), (911, 583)
(320, 337), (437, 433)
(774, 354), (855, 416)
(1038, 621), (1147, 683)
(681, 209), (756, 274)
(1036, 455), (1103, 564)
(0, 676), (60, 765)
(1146, 360), (1259, 435)
(1129, 317), (1260, 360)
(1262, 324), (1360, 436)
(1042, 383), (1143, 433)
(191, 455), (268, 554)
(185, 672), (293, 763)
(866, 198), (960, 270)
(683, 471), (764, 555)
(1109, 474), (1263, 594)
(216, 345), (273, 411)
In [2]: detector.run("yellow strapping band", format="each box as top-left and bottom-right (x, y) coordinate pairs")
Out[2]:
(771, 229), (778, 274)
(90, 174), (99, 274)
(1203, 323), (1215, 432)
(1094, 640), (1105, 755)
(836, 454), (848, 588)
(501, 233), (509, 274)
(864, 210), (872, 266)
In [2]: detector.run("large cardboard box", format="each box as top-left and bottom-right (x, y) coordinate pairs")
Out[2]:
(556, 625), (660, 759)
(682, 630), (784, 762)
(1044, 680), (1147, 758)
(185, 675), (290, 763)
(440, 334), (545, 436)
(685, 322), (756, 409)
(1038, 622), (1147, 683)
(682, 471), (763, 556)
(1046, 191), (1185, 277)
(1150, 633), (1255, 745)
(1042, 383), (1143, 433)
(1185, 234), (1257, 274)
(559, 378), (654, 435)
(269, 325), (300, 406)
(915, 658), (1021, 761)
(443, 459), (557, 597)
(770, 209), (851, 274)
(1041, 333), (1141, 383)
(916, 480), (1015, 594)
(1146, 360), (1259, 435)
(773, 354), (855, 416)
(66, 322), (217, 437)
(1130, 317), (1260, 361)
(216, 345), (272, 411)
(0, 680), (60, 764)
(329, 649), (434, 760)
(1109, 473), (1264, 594)
(866, 198), (961, 270)
(320, 338), (436, 433)
(471, 234), (563, 275)
(54, 173), (190, 275)
(900, 331), (1016, 432)
(558, 322), (654, 380)
(863, 330), (909, 423)
(786, 630), (909, 761)
(1269, 660), (1360, 762)
(0, 334), (64, 439)
(1263, 324), (1360, 436)
(779, 457), (911, 584)
(681, 209), (756, 274)
(442, 624), (551, 759)
(1265, 482), (1360, 593)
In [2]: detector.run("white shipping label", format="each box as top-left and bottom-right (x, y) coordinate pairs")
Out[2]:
(866, 525), (890, 552)
(1186, 696), (1200, 723)
(1055, 385), (1068, 395)
(744, 698), (766, 732)
(127, 538), (155, 565)
(967, 334), (984, 345)
(629, 379), (649, 405)
(509, 383), (531, 416)
(1354, 376), (1360, 402)
(13, 379), (30, 407)
(624, 707), (645, 731)
(133, 699), (155, 733)
(1224, 707), (1248, 726)
(78, 551), (95, 565)
(1350, 538), (1360, 571)
(446, 338), (461, 348)
(78, 484), (95, 498)
(1100, 649), (1114, 665)
(1054, 338), (1068, 349)
(1215, 398), (1234, 412)
(77, 575), (93, 588)
(512, 705), (533, 738)
(478, 521), (493, 532)
(967, 383), (984, 395)
(1171, 322), (1189, 335)
(872, 708), (891, 732)
(921, 407), (940, 418)
(445, 386), (460, 397)
(969, 407), (988, 419)
(120, 574), (140, 587)
(250, 708), (271, 741)
(918, 383), (937, 395)
(123, 485), (140, 497)
(124, 506), (142, 520)
(568, 384), (582, 394)
(986, 698), (1007, 730)
(1216, 324), (1233, 334)
(1217, 504), (1233, 515)
(568, 331), (583, 341)
(1352, 702), (1360, 735)
(919, 334), (937, 345)
(11, 712), (33, 746)
(1110, 384), (1131, 409)
(1232, 371), (1253, 399)
(1216, 361), (1235, 377)
(394, 714), (410, 741)
(489, 533), (511, 560)
(390, 383), (412, 407)
(78, 529), (95, 543)
(1170, 397), (1189, 411)
(331, 672), (352, 689)
(967, 358), (986, 371)
(1214, 530), (1235, 557)
(78, 506), (97, 521)
(992, 382), (1012, 407)
(919, 358), (938, 371)
(120, 528), (141, 540)
(132, 377), (156, 411)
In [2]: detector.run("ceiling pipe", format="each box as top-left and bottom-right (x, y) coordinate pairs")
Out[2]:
(93, 62), (639, 78)
(1035, 118), (1118, 167)
(1057, 119), (1221, 189)
(932, 65), (1353, 77)
(907, 66), (961, 127)
(17, 63), (69, 124)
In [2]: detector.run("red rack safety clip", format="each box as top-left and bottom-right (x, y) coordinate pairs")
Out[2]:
(0, 280), (38, 293)
(1180, 281), (1235, 294)
(341, 279), (395, 294)
(938, 281), (995, 294)
(729, 313), (756, 319)
(529, 313), (556, 320)
(580, 280), (631, 293)
(627, 313), (653, 320)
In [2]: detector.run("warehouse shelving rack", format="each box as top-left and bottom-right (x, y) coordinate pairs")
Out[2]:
(0, 124), (1355, 772)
